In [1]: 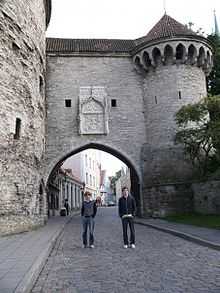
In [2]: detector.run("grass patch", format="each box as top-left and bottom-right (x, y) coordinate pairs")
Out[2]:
(165, 213), (220, 229)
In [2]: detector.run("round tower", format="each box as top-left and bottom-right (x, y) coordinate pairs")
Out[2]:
(132, 14), (213, 215)
(0, 0), (51, 234)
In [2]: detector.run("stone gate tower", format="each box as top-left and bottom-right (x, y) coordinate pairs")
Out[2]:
(133, 15), (213, 215)
(0, 0), (51, 234)
(0, 3), (214, 235)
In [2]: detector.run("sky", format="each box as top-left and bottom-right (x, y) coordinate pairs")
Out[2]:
(100, 151), (127, 177)
(47, 0), (220, 39)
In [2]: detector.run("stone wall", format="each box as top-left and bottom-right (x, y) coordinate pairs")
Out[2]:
(144, 65), (206, 147)
(0, 0), (47, 235)
(142, 65), (207, 184)
(45, 55), (146, 186)
(143, 182), (194, 217)
(142, 180), (220, 217)
(192, 180), (220, 214)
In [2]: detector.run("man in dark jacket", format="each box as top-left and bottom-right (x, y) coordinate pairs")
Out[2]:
(118, 186), (136, 248)
(64, 199), (70, 215)
(81, 191), (97, 248)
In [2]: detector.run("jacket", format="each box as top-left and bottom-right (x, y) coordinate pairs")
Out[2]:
(81, 200), (97, 218)
(118, 195), (136, 218)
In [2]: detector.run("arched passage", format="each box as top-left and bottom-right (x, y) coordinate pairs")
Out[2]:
(46, 143), (142, 216)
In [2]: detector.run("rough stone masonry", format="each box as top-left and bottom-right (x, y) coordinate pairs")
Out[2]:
(0, 0), (48, 234)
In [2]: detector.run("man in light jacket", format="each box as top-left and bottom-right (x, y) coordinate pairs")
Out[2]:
(81, 191), (97, 248)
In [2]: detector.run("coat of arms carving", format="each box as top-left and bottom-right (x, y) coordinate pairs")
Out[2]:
(78, 86), (109, 135)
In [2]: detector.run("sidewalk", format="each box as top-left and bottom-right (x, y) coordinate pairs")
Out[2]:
(0, 213), (77, 293)
(134, 217), (220, 251)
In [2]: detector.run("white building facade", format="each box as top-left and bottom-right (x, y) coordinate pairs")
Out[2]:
(48, 168), (84, 216)
(63, 149), (101, 200)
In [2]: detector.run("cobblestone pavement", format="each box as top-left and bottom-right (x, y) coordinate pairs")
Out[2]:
(32, 207), (220, 293)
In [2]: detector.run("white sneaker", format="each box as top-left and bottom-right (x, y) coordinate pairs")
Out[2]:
(131, 244), (135, 249)
(90, 245), (94, 248)
(123, 245), (128, 249)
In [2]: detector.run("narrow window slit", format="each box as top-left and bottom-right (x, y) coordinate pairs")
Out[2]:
(39, 76), (43, 94)
(14, 118), (21, 139)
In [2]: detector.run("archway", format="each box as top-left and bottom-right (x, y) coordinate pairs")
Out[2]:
(46, 143), (142, 216)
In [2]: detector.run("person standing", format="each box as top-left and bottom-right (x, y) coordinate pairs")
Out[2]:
(81, 191), (97, 248)
(118, 186), (136, 249)
(64, 198), (70, 216)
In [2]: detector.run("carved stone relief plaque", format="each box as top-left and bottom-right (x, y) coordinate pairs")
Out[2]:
(78, 86), (109, 135)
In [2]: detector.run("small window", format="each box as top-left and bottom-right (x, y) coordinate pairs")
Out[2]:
(154, 96), (157, 104)
(65, 99), (71, 107)
(111, 99), (117, 107)
(178, 91), (182, 99)
(14, 118), (21, 139)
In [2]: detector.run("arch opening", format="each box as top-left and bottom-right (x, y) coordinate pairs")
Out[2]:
(164, 45), (173, 65)
(188, 44), (197, 65)
(134, 56), (142, 68)
(152, 47), (162, 66)
(46, 143), (141, 217)
(197, 46), (205, 67)
(143, 51), (151, 68)
(206, 51), (211, 65)
(176, 43), (186, 63)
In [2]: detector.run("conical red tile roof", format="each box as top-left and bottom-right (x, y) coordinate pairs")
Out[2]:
(137, 14), (197, 44)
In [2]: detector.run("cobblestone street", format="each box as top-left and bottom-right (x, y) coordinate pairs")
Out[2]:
(32, 207), (220, 293)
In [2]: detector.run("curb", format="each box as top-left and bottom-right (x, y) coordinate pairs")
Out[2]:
(134, 220), (220, 252)
(14, 215), (75, 293)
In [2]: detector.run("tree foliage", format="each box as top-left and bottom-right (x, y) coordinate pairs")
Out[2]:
(207, 34), (220, 95)
(175, 96), (220, 177)
(109, 170), (121, 194)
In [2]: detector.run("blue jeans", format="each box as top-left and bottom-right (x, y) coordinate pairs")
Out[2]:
(82, 216), (95, 246)
(121, 217), (135, 245)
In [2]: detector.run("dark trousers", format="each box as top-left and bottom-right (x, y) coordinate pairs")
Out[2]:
(82, 217), (95, 246)
(121, 217), (135, 245)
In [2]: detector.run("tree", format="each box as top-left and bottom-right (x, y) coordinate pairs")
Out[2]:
(207, 34), (220, 95)
(109, 170), (121, 194)
(175, 95), (220, 177)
